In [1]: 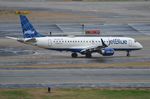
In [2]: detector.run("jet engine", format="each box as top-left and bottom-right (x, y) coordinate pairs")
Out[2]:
(100, 48), (114, 56)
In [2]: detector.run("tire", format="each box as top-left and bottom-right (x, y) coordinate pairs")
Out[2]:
(85, 52), (92, 58)
(71, 53), (78, 58)
(127, 51), (130, 57)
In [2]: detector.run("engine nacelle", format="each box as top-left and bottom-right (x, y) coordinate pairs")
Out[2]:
(101, 48), (114, 56)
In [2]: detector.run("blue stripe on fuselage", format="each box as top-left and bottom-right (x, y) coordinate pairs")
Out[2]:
(46, 48), (83, 52)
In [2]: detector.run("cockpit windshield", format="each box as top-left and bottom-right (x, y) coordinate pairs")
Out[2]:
(134, 40), (137, 43)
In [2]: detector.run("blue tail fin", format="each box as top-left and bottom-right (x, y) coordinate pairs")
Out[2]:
(20, 15), (45, 38)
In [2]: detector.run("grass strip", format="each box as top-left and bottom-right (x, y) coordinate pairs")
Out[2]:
(0, 88), (150, 99)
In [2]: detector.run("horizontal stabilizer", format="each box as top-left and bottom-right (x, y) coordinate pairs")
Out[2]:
(24, 38), (36, 43)
(6, 36), (36, 43)
(6, 36), (17, 40)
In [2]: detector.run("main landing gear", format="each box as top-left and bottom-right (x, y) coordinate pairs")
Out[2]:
(71, 53), (78, 58)
(126, 51), (130, 57)
(85, 52), (92, 58)
(71, 52), (92, 58)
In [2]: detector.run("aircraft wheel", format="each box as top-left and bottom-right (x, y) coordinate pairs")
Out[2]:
(71, 53), (78, 58)
(85, 52), (92, 58)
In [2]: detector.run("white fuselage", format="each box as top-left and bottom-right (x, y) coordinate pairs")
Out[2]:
(33, 36), (143, 53)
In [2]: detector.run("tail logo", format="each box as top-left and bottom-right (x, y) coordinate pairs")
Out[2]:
(24, 30), (35, 35)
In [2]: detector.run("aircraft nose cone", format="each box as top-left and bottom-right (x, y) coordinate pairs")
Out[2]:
(140, 44), (143, 49)
(138, 42), (143, 49)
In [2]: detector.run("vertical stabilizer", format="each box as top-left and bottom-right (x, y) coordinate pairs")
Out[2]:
(20, 15), (45, 38)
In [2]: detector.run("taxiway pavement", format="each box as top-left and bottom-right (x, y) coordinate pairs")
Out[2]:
(0, 1), (150, 88)
(0, 68), (150, 88)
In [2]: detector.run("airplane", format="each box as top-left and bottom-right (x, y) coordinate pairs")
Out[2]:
(7, 15), (143, 58)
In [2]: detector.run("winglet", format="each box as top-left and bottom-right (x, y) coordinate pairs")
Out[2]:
(101, 39), (108, 47)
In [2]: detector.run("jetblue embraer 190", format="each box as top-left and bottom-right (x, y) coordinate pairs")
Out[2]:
(7, 15), (143, 58)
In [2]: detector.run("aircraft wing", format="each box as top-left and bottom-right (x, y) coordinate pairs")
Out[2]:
(80, 45), (102, 54)
(80, 39), (108, 53)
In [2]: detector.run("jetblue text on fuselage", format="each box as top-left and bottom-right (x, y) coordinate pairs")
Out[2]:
(109, 39), (127, 45)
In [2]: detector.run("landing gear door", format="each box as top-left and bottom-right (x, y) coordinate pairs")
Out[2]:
(48, 39), (52, 47)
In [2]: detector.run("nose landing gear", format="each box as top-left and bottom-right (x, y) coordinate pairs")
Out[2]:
(127, 51), (130, 57)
